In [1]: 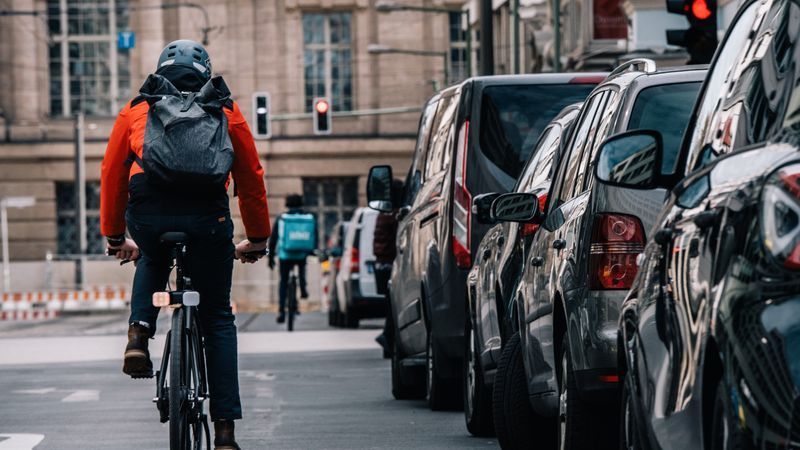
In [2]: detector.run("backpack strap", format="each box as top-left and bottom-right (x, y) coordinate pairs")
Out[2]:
(125, 151), (144, 168)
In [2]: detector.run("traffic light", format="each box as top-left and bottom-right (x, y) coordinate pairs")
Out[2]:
(312, 97), (332, 135)
(666, 0), (718, 64)
(252, 92), (271, 139)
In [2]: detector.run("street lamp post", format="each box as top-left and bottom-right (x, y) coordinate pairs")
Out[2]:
(368, 44), (449, 89)
(374, 1), (472, 79)
(0, 196), (36, 293)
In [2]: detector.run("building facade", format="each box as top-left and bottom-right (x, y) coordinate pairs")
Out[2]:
(0, 0), (472, 267)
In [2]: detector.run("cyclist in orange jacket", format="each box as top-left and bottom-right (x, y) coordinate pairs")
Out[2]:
(100, 40), (269, 449)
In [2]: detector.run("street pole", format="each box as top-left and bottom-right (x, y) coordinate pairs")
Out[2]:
(511, 0), (520, 73)
(74, 112), (87, 290)
(1, 201), (9, 293)
(554, 0), (562, 72)
(466, 9), (473, 78)
(480, 0), (494, 75)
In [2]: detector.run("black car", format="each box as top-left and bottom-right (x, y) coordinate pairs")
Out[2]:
(489, 62), (706, 449)
(464, 102), (583, 436)
(616, 0), (800, 447)
(367, 74), (604, 409)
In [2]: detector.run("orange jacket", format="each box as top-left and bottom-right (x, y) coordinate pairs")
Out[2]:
(100, 99), (271, 240)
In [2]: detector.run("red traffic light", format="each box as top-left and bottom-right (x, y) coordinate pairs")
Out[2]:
(315, 99), (330, 114)
(690, 0), (712, 20)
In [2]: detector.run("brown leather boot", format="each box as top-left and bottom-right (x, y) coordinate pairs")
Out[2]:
(122, 323), (153, 378)
(214, 420), (241, 450)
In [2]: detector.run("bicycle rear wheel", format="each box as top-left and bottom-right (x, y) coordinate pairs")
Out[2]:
(287, 276), (297, 332)
(169, 307), (190, 450)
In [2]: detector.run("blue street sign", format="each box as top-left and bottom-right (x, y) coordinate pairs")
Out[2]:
(118, 31), (135, 49)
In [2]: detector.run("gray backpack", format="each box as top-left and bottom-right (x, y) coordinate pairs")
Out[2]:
(134, 74), (234, 192)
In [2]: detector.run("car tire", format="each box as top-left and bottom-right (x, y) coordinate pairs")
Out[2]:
(464, 313), (494, 437)
(492, 332), (553, 449)
(426, 331), (462, 411)
(391, 334), (425, 400)
(710, 382), (748, 450)
(556, 334), (615, 450)
(344, 309), (359, 329)
(619, 372), (644, 450)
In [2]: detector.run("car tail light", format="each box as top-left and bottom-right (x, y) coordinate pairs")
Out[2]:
(453, 120), (472, 268)
(588, 214), (646, 290)
(521, 193), (549, 237)
(761, 163), (800, 269)
(350, 247), (360, 273)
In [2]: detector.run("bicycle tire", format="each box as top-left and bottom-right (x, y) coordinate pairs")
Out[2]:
(169, 307), (190, 450)
(287, 276), (297, 332)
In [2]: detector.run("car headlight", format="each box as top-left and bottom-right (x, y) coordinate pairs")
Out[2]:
(761, 163), (800, 269)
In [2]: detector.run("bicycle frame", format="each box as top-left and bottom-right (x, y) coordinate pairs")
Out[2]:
(152, 241), (211, 450)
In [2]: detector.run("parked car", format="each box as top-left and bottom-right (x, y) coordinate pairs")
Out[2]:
(333, 208), (383, 328)
(464, 102), (583, 436)
(324, 221), (348, 327)
(490, 61), (706, 449)
(617, 0), (800, 447)
(367, 73), (605, 409)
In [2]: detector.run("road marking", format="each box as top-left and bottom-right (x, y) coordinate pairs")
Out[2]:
(240, 370), (276, 381)
(60, 389), (99, 402)
(11, 388), (55, 395)
(0, 434), (45, 449)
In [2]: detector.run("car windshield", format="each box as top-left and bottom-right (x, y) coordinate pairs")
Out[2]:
(479, 84), (595, 178)
(627, 81), (702, 174)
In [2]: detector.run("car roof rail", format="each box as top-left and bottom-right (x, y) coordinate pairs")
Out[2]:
(607, 58), (657, 78)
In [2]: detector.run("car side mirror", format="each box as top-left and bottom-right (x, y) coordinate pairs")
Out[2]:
(491, 193), (542, 223)
(595, 130), (664, 190)
(472, 192), (502, 224)
(367, 165), (394, 212)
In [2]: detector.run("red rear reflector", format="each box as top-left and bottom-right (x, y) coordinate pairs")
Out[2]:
(570, 76), (606, 84)
(350, 247), (360, 273)
(589, 214), (645, 290)
(599, 374), (620, 383)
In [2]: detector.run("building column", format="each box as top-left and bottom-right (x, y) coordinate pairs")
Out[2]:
(9, 0), (43, 140)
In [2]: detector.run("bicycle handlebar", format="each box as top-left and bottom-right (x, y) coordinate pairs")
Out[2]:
(107, 248), (135, 266)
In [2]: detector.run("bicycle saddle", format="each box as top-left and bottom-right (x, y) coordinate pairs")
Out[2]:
(159, 232), (190, 245)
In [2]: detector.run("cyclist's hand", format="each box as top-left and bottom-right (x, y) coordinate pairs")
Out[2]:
(107, 238), (140, 261)
(235, 239), (267, 264)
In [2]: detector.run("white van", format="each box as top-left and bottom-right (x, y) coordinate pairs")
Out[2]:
(333, 207), (385, 328)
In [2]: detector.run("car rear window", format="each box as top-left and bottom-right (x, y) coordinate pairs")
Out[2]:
(478, 84), (595, 178)
(627, 81), (702, 173)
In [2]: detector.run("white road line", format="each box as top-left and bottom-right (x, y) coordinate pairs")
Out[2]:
(60, 389), (99, 402)
(11, 388), (55, 395)
(0, 330), (379, 365)
(0, 434), (45, 449)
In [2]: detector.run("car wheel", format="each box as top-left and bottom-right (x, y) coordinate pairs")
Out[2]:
(344, 309), (359, 329)
(492, 332), (553, 449)
(710, 382), (748, 450)
(556, 334), (615, 450)
(619, 372), (643, 450)
(463, 314), (494, 437)
(391, 333), (425, 400)
(328, 297), (339, 327)
(426, 331), (461, 411)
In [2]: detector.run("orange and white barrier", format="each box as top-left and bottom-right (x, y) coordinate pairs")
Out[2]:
(0, 286), (129, 319)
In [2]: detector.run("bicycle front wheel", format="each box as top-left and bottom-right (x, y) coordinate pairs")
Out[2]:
(287, 277), (297, 332)
(169, 307), (190, 450)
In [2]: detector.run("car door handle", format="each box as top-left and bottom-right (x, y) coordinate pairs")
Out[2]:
(553, 239), (566, 250)
(530, 256), (544, 267)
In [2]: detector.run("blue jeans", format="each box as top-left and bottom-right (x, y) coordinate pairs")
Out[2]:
(126, 211), (242, 421)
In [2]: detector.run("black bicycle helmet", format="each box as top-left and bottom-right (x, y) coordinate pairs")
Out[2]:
(156, 40), (212, 81)
(286, 194), (304, 209)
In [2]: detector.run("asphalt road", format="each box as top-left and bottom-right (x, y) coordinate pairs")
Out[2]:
(0, 312), (499, 449)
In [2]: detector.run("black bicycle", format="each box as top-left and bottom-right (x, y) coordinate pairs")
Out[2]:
(113, 234), (266, 449)
(286, 265), (299, 332)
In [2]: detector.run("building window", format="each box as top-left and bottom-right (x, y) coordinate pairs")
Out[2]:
(56, 182), (104, 255)
(449, 11), (469, 83)
(302, 178), (358, 244)
(303, 12), (353, 112)
(47, 0), (132, 117)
